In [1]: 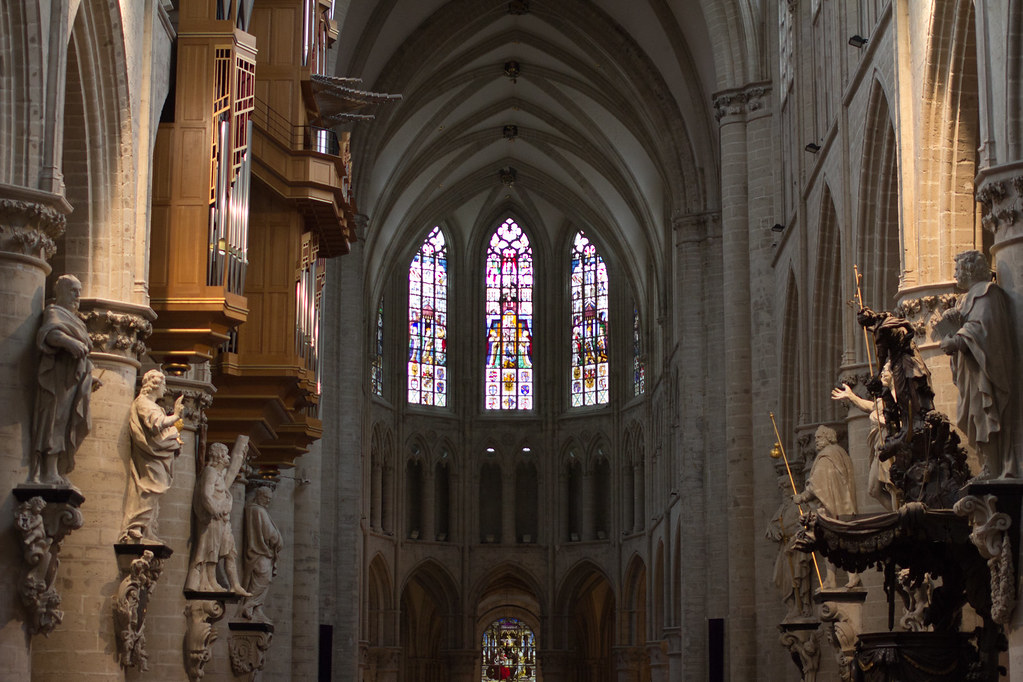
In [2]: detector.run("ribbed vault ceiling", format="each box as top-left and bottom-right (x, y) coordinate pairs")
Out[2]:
(333, 0), (758, 299)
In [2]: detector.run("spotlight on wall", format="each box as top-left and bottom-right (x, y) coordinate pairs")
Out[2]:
(804, 142), (821, 154)
(771, 223), (785, 233)
(848, 34), (868, 48)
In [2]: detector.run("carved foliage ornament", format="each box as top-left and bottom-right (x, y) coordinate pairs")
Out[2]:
(184, 599), (225, 681)
(953, 494), (1015, 625)
(114, 549), (165, 671)
(0, 199), (67, 259)
(892, 294), (959, 339)
(14, 494), (84, 635)
(80, 309), (153, 357)
(976, 176), (1023, 235)
(229, 629), (273, 676)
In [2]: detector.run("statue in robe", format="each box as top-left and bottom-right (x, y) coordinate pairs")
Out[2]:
(237, 484), (283, 622)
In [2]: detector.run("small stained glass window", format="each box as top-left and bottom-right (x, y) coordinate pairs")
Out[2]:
(408, 227), (447, 407)
(570, 231), (609, 406)
(481, 618), (536, 681)
(484, 218), (534, 410)
(371, 298), (384, 396)
(633, 305), (645, 396)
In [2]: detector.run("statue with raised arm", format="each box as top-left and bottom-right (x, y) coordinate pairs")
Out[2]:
(237, 484), (283, 622)
(831, 367), (901, 510)
(29, 274), (95, 486)
(185, 436), (251, 594)
(939, 250), (1016, 479)
(120, 369), (183, 544)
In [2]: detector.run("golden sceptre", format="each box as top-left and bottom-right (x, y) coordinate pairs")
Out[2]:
(769, 411), (824, 587)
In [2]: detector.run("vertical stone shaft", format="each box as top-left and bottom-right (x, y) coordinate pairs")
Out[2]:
(715, 87), (756, 681)
(501, 463), (515, 543)
(422, 464), (435, 541)
(292, 442), (323, 680)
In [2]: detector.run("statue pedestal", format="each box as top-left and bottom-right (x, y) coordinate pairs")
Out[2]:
(12, 486), (85, 636)
(228, 621), (274, 680)
(182, 591), (242, 681)
(112, 543), (172, 671)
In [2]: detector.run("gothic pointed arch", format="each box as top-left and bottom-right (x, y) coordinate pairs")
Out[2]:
(621, 554), (648, 646)
(553, 560), (615, 678)
(811, 186), (842, 423)
(780, 270), (802, 453)
(570, 230), (610, 407)
(400, 558), (461, 678)
(367, 553), (395, 646)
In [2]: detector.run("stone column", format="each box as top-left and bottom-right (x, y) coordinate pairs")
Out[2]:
(291, 441), (323, 680)
(646, 639), (668, 682)
(371, 460), (383, 531)
(0, 189), (68, 676)
(500, 463), (514, 543)
(537, 649), (573, 682)
(632, 462), (644, 533)
(29, 299), (154, 681)
(422, 463), (436, 542)
(713, 85), (756, 681)
(581, 466), (594, 541)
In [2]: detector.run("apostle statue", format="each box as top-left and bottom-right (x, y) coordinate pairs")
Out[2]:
(765, 474), (812, 620)
(120, 369), (183, 544)
(938, 250), (1016, 479)
(237, 484), (283, 622)
(794, 425), (859, 588)
(185, 436), (250, 594)
(29, 274), (94, 487)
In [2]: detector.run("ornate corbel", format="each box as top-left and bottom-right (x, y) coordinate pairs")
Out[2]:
(77, 299), (156, 361)
(113, 547), (170, 670)
(953, 494), (1015, 625)
(818, 600), (859, 682)
(12, 488), (84, 635)
(228, 622), (274, 678)
(779, 626), (821, 682)
(184, 599), (227, 681)
(0, 195), (68, 261)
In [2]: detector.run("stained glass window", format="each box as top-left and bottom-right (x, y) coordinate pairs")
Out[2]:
(481, 618), (536, 681)
(371, 298), (384, 396)
(633, 305), (645, 396)
(484, 218), (534, 410)
(408, 227), (447, 406)
(570, 231), (609, 406)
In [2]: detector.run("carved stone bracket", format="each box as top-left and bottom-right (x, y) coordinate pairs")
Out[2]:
(228, 622), (274, 678)
(184, 598), (228, 682)
(0, 196), (68, 260)
(778, 624), (821, 682)
(12, 487), (84, 635)
(113, 545), (172, 671)
(713, 90), (747, 122)
(953, 493), (1016, 625)
(976, 173), (1023, 236)
(818, 600), (860, 682)
(78, 299), (155, 360)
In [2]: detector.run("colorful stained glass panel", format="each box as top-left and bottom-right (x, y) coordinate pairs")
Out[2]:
(483, 218), (533, 410)
(481, 618), (536, 681)
(570, 231), (609, 406)
(408, 227), (447, 407)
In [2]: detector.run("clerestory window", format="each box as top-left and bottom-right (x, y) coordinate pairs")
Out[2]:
(570, 231), (609, 406)
(484, 218), (534, 410)
(407, 226), (448, 407)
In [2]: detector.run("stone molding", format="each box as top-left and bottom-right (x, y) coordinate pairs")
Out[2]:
(12, 488), (85, 635)
(712, 83), (771, 122)
(78, 298), (156, 359)
(113, 548), (167, 671)
(953, 494), (1015, 625)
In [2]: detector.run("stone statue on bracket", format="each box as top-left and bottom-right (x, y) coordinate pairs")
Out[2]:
(120, 369), (184, 544)
(29, 274), (96, 487)
(766, 474), (812, 621)
(831, 368), (901, 510)
(938, 250), (1016, 480)
(185, 436), (251, 595)
(793, 426), (859, 589)
(237, 483), (283, 622)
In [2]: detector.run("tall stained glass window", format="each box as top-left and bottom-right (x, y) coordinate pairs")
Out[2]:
(408, 227), (447, 406)
(570, 231), (609, 406)
(481, 617), (536, 681)
(633, 305), (645, 396)
(484, 218), (534, 410)
(371, 298), (384, 396)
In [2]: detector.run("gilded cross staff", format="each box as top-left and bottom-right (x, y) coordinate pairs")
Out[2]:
(853, 264), (875, 376)
(769, 412), (824, 587)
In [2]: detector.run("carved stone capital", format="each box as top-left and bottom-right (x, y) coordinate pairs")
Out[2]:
(78, 299), (155, 359)
(953, 494), (1015, 625)
(646, 639), (668, 668)
(12, 488), (85, 635)
(0, 197), (67, 261)
(745, 84), (771, 115)
(113, 548), (168, 671)
(184, 599), (227, 681)
(228, 624), (274, 677)
(713, 90), (747, 122)
(368, 646), (403, 671)
(976, 173), (1023, 236)
(612, 645), (646, 668)
(893, 293), (959, 339)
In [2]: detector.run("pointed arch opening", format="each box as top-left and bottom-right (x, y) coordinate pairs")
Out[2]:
(408, 225), (448, 407)
(570, 231), (609, 406)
